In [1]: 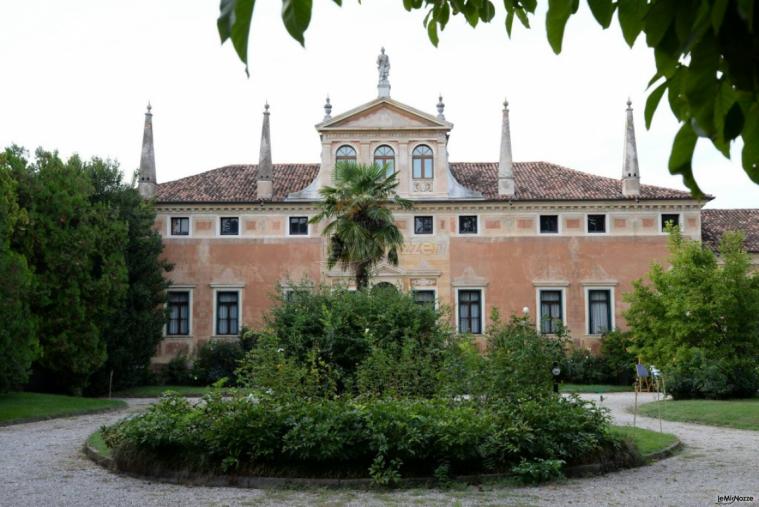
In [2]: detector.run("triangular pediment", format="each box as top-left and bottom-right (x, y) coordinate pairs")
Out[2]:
(317, 98), (451, 131)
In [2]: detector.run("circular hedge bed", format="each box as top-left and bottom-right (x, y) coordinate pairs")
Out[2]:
(100, 392), (640, 486)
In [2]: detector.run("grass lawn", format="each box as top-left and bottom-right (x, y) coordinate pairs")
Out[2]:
(610, 425), (679, 456)
(560, 383), (634, 394)
(638, 398), (759, 431)
(0, 392), (126, 425)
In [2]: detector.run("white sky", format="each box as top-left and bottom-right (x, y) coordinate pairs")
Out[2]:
(1, 1), (756, 208)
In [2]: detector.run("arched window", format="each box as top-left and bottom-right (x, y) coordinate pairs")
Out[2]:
(412, 145), (433, 179)
(373, 145), (395, 176)
(335, 145), (357, 164)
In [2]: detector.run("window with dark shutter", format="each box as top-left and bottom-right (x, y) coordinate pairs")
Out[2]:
(216, 291), (239, 335)
(167, 291), (190, 335)
(220, 217), (239, 235)
(414, 216), (433, 234)
(289, 217), (308, 235)
(540, 215), (559, 234)
(458, 290), (482, 334)
(539, 290), (563, 334)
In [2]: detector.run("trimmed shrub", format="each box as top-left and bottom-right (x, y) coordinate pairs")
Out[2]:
(101, 392), (619, 483)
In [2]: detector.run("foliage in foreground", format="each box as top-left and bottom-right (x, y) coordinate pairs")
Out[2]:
(101, 392), (630, 484)
(101, 287), (636, 484)
(625, 227), (759, 399)
(218, 0), (759, 195)
(561, 331), (636, 386)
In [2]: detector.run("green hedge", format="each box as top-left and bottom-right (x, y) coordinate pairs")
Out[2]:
(101, 392), (629, 484)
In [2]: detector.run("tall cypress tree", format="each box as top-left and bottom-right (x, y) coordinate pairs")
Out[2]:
(0, 153), (37, 392)
(85, 161), (171, 394)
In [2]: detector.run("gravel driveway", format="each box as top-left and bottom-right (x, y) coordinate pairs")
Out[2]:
(0, 392), (757, 506)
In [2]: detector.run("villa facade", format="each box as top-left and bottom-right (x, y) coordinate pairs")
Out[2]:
(139, 51), (758, 363)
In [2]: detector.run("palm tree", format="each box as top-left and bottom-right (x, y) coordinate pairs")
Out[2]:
(310, 162), (411, 290)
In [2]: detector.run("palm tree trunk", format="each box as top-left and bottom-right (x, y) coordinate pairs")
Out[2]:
(355, 262), (371, 290)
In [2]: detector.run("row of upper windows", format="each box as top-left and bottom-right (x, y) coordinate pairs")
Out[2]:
(169, 216), (309, 237)
(455, 287), (614, 336)
(336, 144), (434, 179)
(167, 213), (683, 238)
(413, 213), (682, 235)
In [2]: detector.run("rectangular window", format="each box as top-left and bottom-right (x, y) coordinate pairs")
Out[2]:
(587, 214), (606, 233)
(588, 289), (612, 335)
(289, 216), (308, 236)
(661, 213), (680, 231)
(539, 290), (563, 334)
(171, 217), (190, 236)
(458, 290), (482, 334)
(220, 217), (239, 236)
(540, 215), (559, 234)
(414, 216), (433, 234)
(216, 291), (239, 335)
(413, 290), (435, 306)
(458, 215), (478, 235)
(167, 291), (190, 335)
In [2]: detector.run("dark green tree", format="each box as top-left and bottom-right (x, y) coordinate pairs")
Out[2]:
(0, 160), (37, 392)
(217, 0), (758, 196)
(310, 162), (411, 290)
(85, 162), (172, 394)
(7, 147), (128, 392)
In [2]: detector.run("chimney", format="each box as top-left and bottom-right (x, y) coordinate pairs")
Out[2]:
(622, 99), (641, 197)
(257, 103), (273, 200)
(137, 103), (156, 199)
(498, 99), (515, 196)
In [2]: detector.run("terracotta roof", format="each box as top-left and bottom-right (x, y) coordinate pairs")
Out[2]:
(450, 162), (694, 201)
(155, 161), (695, 203)
(701, 209), (759, 253)
(156, 164), (319, 202)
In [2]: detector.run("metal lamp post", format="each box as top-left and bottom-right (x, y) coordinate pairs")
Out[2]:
(551, 361), (561, 394)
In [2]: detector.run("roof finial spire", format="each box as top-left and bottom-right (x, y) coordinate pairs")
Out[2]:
(137, 102), (157, 199)
(436, 94), (445, 120)
(377, 47), (391, 98)
(323, 95), (332, 121)
(257, 102), (273, 200)
(498, 97), (515, 196)
(622, 98), (641, 197)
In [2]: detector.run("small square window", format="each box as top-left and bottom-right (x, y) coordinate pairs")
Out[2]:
(587, 214), (606, 233)
(661, 214), (680, 231)
(220, 217), (239, 236)
(289, 216), (308, 235)
(414, 216), (433, 235)
(413, 290), (435, 306)
(540, 215), (559, 234)
(458, 216), (478, 234)
(171, 217), (189, 236)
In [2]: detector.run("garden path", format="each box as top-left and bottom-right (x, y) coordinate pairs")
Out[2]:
(0, 393), (756, 506)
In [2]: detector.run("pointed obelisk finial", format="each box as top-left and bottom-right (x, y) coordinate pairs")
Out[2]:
(137, 101), (156, 199)
(377, 47), (391, 98)
(436, 94), (445, 120)
(323, 95), (332, 121)
(622, 98), (640, 197)
(497, 98), (515, 196)
(257, 102), (273, 200)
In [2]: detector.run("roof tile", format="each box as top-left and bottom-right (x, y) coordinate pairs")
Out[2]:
(701, 209), (759, 253)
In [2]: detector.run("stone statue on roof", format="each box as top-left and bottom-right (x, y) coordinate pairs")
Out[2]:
(377, 47), (390, 84)
(377, 47), (391, 98)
